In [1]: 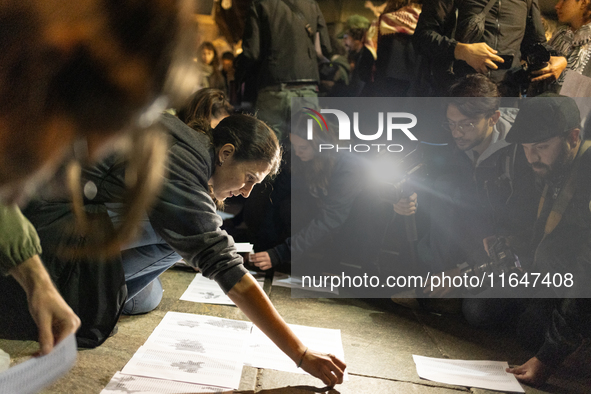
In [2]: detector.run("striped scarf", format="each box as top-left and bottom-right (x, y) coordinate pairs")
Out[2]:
(550, 22), (591, 85)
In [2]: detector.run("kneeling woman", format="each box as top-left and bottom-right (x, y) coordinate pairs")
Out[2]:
(30, 113), (346, 386)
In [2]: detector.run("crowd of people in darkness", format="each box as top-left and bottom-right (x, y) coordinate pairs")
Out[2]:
(1, 0), (591, 391)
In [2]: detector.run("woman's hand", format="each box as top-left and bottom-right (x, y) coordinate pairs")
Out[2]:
(249, 251), (273, 270)
(300, 348), (346, 387)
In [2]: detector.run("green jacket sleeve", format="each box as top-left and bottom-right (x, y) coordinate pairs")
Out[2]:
(0, 203), (42, 275)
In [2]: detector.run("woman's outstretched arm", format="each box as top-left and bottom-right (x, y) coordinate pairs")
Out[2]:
(227, 273), (346, 387)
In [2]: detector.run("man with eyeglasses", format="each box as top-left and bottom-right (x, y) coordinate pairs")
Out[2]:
(394, 74), (537, 292)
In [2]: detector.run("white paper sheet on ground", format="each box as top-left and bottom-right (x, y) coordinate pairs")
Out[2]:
(271, 273), (339, 295)
(180, 273), (264, 305)
(121, 343), (243, 389)
(412, 355), (524, 393)
(156, 312), (253, 334)
(245, 323), (347, 379)
(180, 273), (235, 305)
(145, 312), (251, 363)
(100, 372), (232, 394)
(0, 333), (77, 394)
(234, 243), (253, 253)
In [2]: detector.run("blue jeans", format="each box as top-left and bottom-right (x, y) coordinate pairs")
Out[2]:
(107, 204), (181, 314)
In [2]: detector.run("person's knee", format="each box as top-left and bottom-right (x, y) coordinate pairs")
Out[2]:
(123, 277), (163, 315)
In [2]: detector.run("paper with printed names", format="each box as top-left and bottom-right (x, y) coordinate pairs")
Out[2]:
(121, 344), (244, 389)
(413, 355), (524, 393)
(179, 273), (264, 306)
(179, 273), (234, 305)
(121, 313), (252, 389)
(245, 323), (347, 379)
(0, 333), (77, 394)
(107, 312), (348, 391)
(144, 312), (252, 363)
(100, 372), (231, 394)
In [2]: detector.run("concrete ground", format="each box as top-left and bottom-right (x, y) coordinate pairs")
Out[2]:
(1, 267), (589, 394)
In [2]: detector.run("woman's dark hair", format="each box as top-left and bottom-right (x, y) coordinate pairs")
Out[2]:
(448, 74), (501, 118)
(197, 41), (225, 90)
(198, 41), (220, 68)
(1, 0), (196, 141)
(209, 114), (281, 177)
(177, 88), (233, 126)
(290, 112), (338, 197)
(1, 0), (199, 258)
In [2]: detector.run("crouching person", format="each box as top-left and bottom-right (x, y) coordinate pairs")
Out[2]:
(25, 112), (347, 386)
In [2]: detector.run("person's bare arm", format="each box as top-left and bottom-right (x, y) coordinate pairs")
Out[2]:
(9, 255), (80, 355)
(227, 274), (346, 386)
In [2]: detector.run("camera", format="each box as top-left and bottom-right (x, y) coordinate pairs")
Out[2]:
(522, 43), (551, 72)
(499, 43), (552, 96)
(460, 236), (521, 281)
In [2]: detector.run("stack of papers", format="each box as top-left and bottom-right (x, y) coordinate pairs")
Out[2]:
(0, 333), (77, 394)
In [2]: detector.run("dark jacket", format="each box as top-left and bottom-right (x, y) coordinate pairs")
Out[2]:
(236, 0), (331, 89)
(348, 46), (375, 96)
(268, 153), (367, 267)
(414, 0), (547, 92)
(529, 143), (591, 366)
(83, 113), (248, 293)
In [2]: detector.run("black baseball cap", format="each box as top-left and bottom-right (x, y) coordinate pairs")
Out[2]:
(506, 95), (581, 144)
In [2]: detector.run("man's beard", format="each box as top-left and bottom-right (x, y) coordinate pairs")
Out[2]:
(530, 142), (574, 182)
(455, 135), (485, 152)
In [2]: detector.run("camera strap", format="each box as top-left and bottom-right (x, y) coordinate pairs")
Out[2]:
(280, 0), (314, 39)
(537, 141), (591, 236)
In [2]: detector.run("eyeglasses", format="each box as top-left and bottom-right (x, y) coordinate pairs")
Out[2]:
(441, 116), (485, 133)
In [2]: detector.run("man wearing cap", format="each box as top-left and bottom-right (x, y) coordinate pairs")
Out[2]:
(339, 15), (376, 96)
(503, 96), (591, 385)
